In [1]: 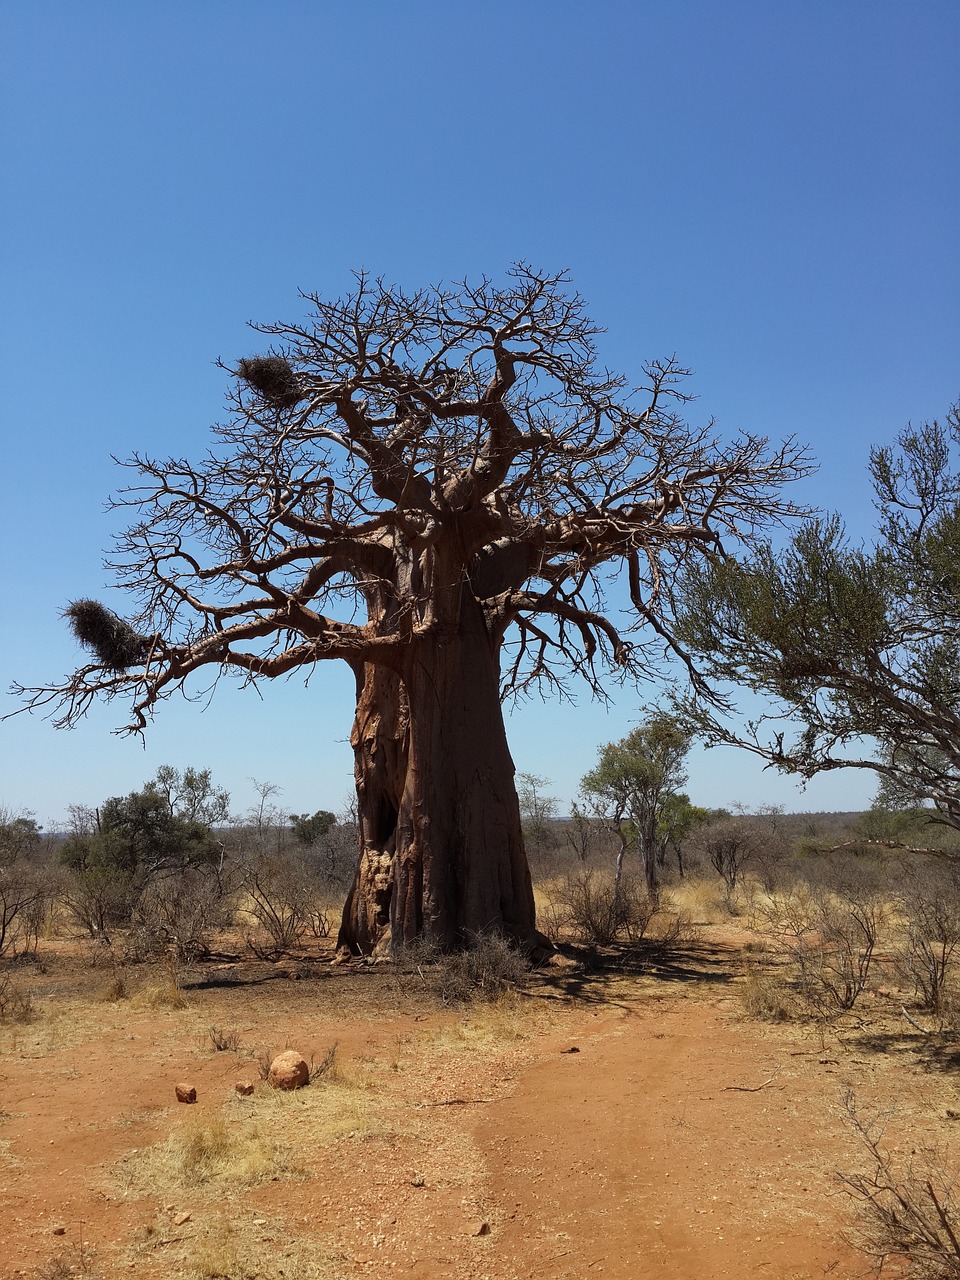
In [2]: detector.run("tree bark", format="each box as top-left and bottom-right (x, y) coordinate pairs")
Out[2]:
(336, 586), (540, 956)
(335, 662), (408, 957)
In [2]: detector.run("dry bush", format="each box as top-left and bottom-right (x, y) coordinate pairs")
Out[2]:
(241, 855), (316, 958)
(134, 866), (232, 962)
(117, 923), (167, 964)
(309, 1042), (339, 1081)
(98, 971), (129, 1003)
(391, 933), (528, 1006)
(737, 959), (796, 1022)
(34, 1256), (74, 1280)
(0, 973), (33, 1022)
(542, 868), (658, 946)
(208, 1025), (241, 1052)
(307, 905), (332, 938)
(0, 863), (49, 958)
(752, 877), (887, 1017)
(896, 867), (960, 1018)
(62, 866), (135, 941)
(839, 1090), (960, 1278)
(432, 932), (527, 1005)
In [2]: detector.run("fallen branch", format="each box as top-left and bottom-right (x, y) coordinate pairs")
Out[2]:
(901, 1005), (933, 1035)
(723, 1065), (782, 1092)
(420, 1097), (493, 1107)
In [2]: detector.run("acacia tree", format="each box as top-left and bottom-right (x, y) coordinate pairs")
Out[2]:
(580, 714), (694, 901)
(674, 403), (960, 835)
(15, 267), (808, 954)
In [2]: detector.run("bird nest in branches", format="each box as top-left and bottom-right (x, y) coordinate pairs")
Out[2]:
(64, 600), (150, 671)
(236, 355), (304, 408)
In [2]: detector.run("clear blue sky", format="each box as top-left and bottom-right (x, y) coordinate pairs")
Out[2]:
(1, 1), (957, 828)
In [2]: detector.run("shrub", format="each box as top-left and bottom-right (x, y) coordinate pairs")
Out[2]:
(0, 973), (33, 1022)
(209, 1025), (241, 1052)
(62, 863), (136, 939)
(134, 865), (232, 962)
(896, 867), (960, 1017)
(241, 855), (315, 958)
(839, 1089), (960, 1278)
(0, 863), (49, 958)
(543, 868), (657, 946)
(431, 933), (528, 1005)
(752, 877), (887, 1016)
(738, 959), (795, 1022)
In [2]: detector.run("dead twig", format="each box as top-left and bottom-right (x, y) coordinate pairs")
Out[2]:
(420, 1097), (493, 1107)
(723, 1065), (782, 1092)
(901, 1005), (934, 1036)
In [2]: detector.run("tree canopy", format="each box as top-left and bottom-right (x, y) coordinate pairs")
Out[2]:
(675, 402), (960, 833)
(16, 266), (810, 952)
(580, 713), (694, 899)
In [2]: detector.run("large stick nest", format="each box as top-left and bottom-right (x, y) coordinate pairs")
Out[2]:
(236, 355), (304, 409)
(65, 600), (151, 671)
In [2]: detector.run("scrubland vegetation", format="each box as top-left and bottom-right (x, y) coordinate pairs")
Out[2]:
(6, 784), (960, 1276)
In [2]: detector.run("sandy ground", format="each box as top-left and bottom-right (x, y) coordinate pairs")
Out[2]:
(0, 931), (955, 1279)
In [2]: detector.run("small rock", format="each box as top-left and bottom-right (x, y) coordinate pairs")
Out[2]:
(267, 1050), (309, 1091)
(562, 1046), (580, 1054)
(173, 1211), (191, 1226)
(472, 1221), (491, 1237)
(175, 1083), (197, 1104)
(52, 1226), (66, 1236)
(235, 1081), (255, 1096)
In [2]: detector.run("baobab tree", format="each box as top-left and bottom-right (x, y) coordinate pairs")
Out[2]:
(15, 267), (809, 955)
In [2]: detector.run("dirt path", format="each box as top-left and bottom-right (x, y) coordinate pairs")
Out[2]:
(0, 946), (948, 1278)
(470, 996), (861, 1280)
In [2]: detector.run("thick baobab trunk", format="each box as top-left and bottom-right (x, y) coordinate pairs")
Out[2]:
(336, 587), (540, 956)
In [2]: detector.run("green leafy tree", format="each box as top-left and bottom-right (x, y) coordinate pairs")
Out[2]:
(152, 765), (230, 826)
(290, 810), (337, 846)
(59, 767), (227, 933)
(580, 714), (694, 900)
(676, 402), (960, 837)
(656, 792), (709, 878)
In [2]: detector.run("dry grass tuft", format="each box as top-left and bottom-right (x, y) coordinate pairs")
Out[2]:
(137, 977), (189, 1010)
(664, 877), (729, 925)
(162, 1211), (333, 1279)
(431, 1002), (529, 1054)
(126, 1112), (286, 1191)
(208, 1024), (241, 1052)
(98, 973), (128, 1003)
(737, 960), (796, 1022)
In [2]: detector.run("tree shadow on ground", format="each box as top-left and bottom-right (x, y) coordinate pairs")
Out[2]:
(845, 1021), (960, 1075)
(525, 938), (740, 1010)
